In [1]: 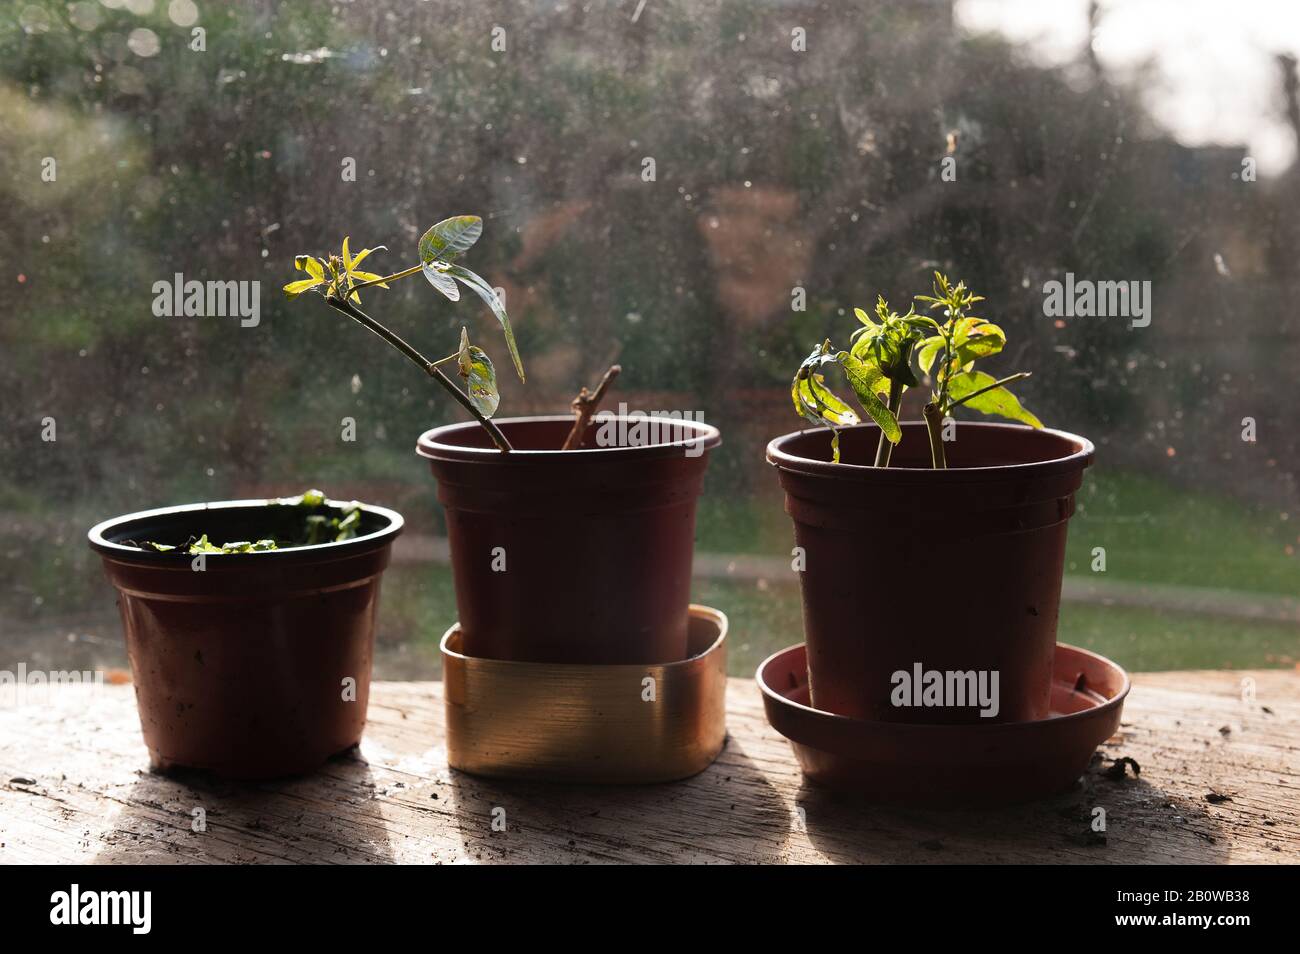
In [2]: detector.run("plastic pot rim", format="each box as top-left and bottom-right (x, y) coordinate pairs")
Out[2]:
(766, 420), (1094, 484)
(87, 496), (404, 565)
(416, 414), (722, 464)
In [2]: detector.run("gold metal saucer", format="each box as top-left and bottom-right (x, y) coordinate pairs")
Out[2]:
(441, 605), (727, 783)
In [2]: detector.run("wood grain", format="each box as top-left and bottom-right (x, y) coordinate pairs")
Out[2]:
(1, 672), (1295, 864)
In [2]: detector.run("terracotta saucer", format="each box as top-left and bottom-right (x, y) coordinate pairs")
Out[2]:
(757, 642), (1130, 806)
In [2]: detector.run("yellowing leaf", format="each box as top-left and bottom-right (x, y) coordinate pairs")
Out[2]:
(457, 338), (500, 417)
(283, 277), (322, 299)
(295, 255), (325, 281)
(349, 246), (380, 270)
(947, 371), (1042, 427)
(349, 270), (389, 288)
(447, 263), (524, 382)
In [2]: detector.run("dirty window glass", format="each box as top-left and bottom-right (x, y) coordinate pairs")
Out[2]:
(3, 0), (1298, 679)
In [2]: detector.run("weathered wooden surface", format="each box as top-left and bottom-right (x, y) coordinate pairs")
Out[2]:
(1, 672), (1295, 864)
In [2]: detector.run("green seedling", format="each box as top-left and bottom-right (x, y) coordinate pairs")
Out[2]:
(791, 272), (1041, 467)
(131, 489), (361, 553)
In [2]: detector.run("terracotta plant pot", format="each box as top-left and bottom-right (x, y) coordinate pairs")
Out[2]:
(417, 415), (721, 664)
(767, 421), (1093, 725)
(88, 498), (403, 779)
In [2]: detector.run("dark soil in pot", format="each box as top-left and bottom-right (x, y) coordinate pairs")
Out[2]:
(88, 498), (403, 779)
(417, 415), (721, 665)
(767, 421), (1093, 725)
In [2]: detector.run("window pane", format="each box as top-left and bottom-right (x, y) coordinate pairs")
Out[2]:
(3, 0), (1297, 680)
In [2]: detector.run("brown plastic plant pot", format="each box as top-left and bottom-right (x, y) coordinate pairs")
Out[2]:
(417, 415), (721, 665)
(767, 421), (1094, 725)
(88, 497), (403, 780)
(758, 640), (1130, 806)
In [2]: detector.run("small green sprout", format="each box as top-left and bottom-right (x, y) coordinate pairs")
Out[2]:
(131, 490), (362, 553)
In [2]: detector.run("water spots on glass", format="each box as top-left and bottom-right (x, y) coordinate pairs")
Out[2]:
(2, 1), (1298, 678)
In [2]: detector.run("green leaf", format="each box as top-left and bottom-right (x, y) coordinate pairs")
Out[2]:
(848, 329), (877, 359)
(895, 350), (919, 388)
(140, 534), (279, 554)
(458, 342), (500, 418)
(422, 262), (461, 301)
(457, 326), (473, 375)
(853, 306), (879, 331)
(333, 508), (360, 542)
(299, 489), (326, 508)
(209, 539), (279, 553)
(793, 374), (858, 428)
(837, 353), (901, 444)
(902, 314), (943, 333)
(304, 514), (329, 546)
(136, 490), (362, 554)
(953, 323), (1005, 365)
(847, 303), (922, 388)
(835, 350), (888, 400)
(295, 494), (361, 545)
(812, 374), (858, 425)
(947, 371), (1043, 427)
(188, 534), (223, 554)
(446, 263), (524, 382)
(418, 215), (483, 264)
(917, 336), (944, 375)
(792, 344), (858, 430)
(790, 372), (812, 422)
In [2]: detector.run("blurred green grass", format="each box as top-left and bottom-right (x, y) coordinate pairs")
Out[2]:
(1063, 472), (1298, 596)
(381, 563), (1299, 680)
(692, 578), (1299, 678)
(5, 470), (1296, 679)
(695, 470), (1300, 597)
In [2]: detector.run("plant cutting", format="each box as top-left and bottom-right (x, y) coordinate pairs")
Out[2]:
(283, 215), (523, 451)
(284, 215), (721, 665)
(791, 273), (1041, 468)
(88, 492), (403, 779)
(770, 272), (1093, 725)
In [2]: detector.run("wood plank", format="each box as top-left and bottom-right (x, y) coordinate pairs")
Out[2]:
(1, 672), (1295, 864)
